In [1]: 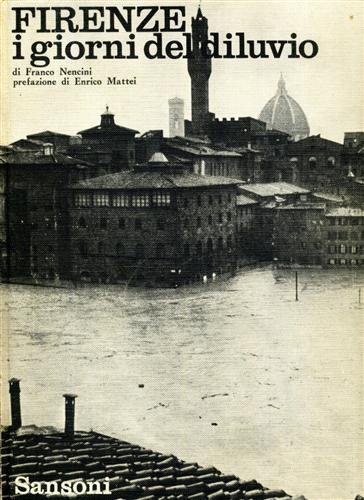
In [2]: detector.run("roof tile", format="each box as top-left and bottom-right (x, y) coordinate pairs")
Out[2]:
(244, 489), (265, 499)
(1, 429), (298, 500)
(208, 489), (226, 499)
(263, 490), (288, 498)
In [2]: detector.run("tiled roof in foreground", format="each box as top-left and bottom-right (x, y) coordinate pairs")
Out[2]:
(1, 426), (304, 500)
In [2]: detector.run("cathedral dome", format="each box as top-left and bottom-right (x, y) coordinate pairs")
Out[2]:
(259, 75), (310, 141)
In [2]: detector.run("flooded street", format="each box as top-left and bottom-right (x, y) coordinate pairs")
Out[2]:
(2, 267), (363, 500)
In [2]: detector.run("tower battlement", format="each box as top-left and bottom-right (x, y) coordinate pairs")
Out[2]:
(213, 117), (266, 125)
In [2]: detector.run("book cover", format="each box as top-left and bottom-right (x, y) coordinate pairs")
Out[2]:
(1, 1), (363, 499)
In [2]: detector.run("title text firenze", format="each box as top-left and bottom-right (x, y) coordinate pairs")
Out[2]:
(12, 6), (319, 67)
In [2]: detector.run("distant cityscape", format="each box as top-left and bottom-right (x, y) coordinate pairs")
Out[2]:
(1, 7), (363, 286)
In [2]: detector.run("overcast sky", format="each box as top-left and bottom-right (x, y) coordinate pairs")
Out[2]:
(2, 0), (364, 144)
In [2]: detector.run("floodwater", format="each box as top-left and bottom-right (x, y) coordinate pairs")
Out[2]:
(1, 266), (363, 500)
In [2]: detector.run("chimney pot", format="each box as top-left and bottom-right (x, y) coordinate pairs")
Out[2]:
(63, 394), (77, 439)
(9, 378), (22, 431)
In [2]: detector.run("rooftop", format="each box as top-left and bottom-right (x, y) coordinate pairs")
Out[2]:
(288, 134), (343, 149)
(239, 183), (309, 198)
(78, 109), (139, 136)
(168, 97), (184, 104)
(236, 194), (258, 206)
(0, 148), (93, 167)
(312, 192), (344, 203)
(27, 130), (71, 139)
(10, 138), (45, 149)
(326, 207), (364, 217)
(71, 154), (242, 190)
(165, 138), (242, 157)
(252, 129), (289, 137)
(149, 152), (169, 163)
(2, 426), (299, 500)
(71, 171), (241, 190)
(275, 203), (326, 210)
(78, 123), (139, 136)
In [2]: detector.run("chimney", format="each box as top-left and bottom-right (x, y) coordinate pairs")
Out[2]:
(9, 378), (22, 430)
(63, 394), (77, 439)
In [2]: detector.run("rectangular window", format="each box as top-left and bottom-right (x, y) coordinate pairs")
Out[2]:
(328, 245), (336, 254)
(74, 192), (91, 207)
(351, 246), (358, 254)
(157, 218), (165, 230)
(328, 258), (336, 265)
(328, 231), (337, 240)
(135, 219), (142, 230)
(94, 192), (110, 207)
(328, 218), (335, 226)
(338, 231), (348, 240)
(113, 193), (129, 207)
(340, 244), (346, 254)
(351, 218), (359, 225)
(152, 192), (171, 207)
(131, 193), (150, 207)
(338, 218), (348, 226)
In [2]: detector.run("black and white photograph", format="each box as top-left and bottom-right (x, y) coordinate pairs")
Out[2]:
(1, 1), (363, 499)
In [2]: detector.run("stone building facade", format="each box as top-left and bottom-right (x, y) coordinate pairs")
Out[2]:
(273, 205), (326, 265)
(209, 117), (266, 148)
(237, 183), (314, 262)
(274, 135), (344, 191)
(236, 194), (259, 257)
(0, 147), (100, 280)
(68, 154), (240, 285)
(325, 208), (364, 267)
(272, 206), (364, 267)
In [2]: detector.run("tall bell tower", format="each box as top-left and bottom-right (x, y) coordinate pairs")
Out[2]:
(187, 8), (211, 137)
